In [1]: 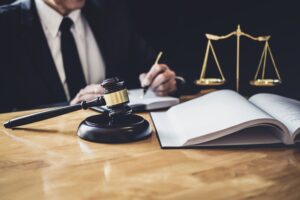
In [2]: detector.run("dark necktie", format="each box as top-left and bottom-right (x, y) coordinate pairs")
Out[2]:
(59, 17), (86, 99)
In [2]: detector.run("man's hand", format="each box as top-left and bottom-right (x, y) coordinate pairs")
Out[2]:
(70, 84), (104, 105)
(139, 64), (177, 96)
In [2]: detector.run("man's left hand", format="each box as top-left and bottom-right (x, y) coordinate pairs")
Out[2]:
(70, 84), (104, 105)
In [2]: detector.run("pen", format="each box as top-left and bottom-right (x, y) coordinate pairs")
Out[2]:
(142, 85), (149, 96)
(142, 51), (163, 97)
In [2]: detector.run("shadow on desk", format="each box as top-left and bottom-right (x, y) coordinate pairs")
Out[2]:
(11, 127), (59, 133)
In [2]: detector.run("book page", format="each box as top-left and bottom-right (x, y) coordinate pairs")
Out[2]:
(196, 126), (282, 146)
(249, 93), (300, 141)
(128, 89), (179, 110)
(151, 111), (186, 147)
(165, 90), (287, 145)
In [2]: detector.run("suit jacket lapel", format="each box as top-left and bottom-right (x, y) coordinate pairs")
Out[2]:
(20, 0), (67, 101)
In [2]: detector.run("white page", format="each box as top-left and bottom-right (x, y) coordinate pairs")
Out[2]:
(151, 112), (186, 147)
(165, 90), (283, 145)
(196, 126), (282, 146)
(249, 93), (300, 140)
(128, 89), (179, 110)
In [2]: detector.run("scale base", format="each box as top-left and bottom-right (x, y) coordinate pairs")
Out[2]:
(77, 114), (152, 143)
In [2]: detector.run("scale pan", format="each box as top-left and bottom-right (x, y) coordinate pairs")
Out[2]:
(250, 79), (281, 86)
(195, 78), (225, 86)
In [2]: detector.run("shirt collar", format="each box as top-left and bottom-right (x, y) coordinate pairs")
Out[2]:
(68, 9), (84, 36)
(35, 0), (84, 38)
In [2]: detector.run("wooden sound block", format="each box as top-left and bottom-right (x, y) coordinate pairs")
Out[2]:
(77, 114), (152, 143)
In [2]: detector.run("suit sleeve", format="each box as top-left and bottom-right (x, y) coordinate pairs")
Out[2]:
(124, 2), (157, 88)
(0, 6), (18, 113)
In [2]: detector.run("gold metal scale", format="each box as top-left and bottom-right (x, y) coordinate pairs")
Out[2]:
(195, 25), (282, 92)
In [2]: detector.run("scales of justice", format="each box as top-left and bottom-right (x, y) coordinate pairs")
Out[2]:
(195, 25), (282, 92)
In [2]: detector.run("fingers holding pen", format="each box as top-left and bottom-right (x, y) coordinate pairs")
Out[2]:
(139, 73), (147, 87)
(150, 69), (176, 90)
(154, 78), (177, 96)
(139, 63), (177, 96)
(142, 64), (168, 86)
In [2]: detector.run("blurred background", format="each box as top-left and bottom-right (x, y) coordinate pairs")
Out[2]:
(128, 0), (300, 99)
(1, 0), (299, 99)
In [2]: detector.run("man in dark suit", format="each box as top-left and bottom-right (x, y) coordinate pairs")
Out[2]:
(0, 0), (179, 113)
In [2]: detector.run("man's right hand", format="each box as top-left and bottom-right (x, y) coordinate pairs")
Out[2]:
(139, 63), (177, 96)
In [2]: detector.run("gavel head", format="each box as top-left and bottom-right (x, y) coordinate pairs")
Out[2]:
(100, 77), (132, 117)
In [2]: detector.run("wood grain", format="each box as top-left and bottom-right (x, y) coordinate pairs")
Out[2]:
(0, 108), (300, 200)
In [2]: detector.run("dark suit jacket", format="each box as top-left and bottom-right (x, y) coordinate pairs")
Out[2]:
(0, 0), (156, 112)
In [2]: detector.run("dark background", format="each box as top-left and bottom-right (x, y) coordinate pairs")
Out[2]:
(128, 0), (300, 99)
(1, 0), (300, 99)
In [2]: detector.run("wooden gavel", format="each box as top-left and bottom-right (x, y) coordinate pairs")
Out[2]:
(4, 77), (132, 128)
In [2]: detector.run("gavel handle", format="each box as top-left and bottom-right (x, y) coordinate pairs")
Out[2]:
(4, 97), (105, 128)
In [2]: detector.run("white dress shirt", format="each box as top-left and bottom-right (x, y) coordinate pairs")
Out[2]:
(35, 0), (106, 100)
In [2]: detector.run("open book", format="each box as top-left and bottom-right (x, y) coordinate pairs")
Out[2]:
(92, 88), (179, 112)
(151, 90), (300, 148)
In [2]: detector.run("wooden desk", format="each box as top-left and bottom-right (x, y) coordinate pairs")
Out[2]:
(0, 109), (300, 200)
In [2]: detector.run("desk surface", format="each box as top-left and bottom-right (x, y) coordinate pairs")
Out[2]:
(0, 109), (300, 200)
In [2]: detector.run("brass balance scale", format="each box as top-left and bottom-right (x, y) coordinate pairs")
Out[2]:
(195, 25), (282, 92)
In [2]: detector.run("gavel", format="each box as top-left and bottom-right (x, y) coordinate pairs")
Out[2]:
(4, 77), (152, 143)
(4, 77), (131, 128)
